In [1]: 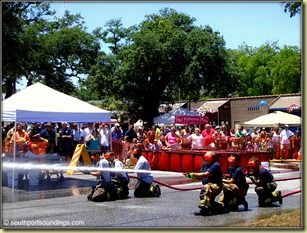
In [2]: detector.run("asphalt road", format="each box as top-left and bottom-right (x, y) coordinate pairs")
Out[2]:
(1, 167), (302, 230)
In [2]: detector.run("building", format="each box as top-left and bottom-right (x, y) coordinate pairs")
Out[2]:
(168, 93), (301, 131)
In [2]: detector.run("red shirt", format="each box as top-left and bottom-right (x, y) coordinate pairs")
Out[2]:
(201, 128), (216, 146)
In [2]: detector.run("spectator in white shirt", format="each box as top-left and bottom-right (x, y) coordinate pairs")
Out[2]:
(187, 128), (204, 150)
(279, 124), (294, 159)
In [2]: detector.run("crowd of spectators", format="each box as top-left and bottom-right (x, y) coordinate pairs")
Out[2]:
(111, 123), (301, 162)
(2, 121), (301, 168)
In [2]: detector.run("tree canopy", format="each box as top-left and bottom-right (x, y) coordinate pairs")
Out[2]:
(281, 1), (301, 17)
(2, 2), (99, 98)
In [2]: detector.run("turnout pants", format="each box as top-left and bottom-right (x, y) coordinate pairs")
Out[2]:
(134, 180), (157, 198)
(111, 177), (130, 200)
(87, 181), (112, 202)
(199, 182), (223, 208)
(219, 183), (249, 207)
(255, 181), (279, 205)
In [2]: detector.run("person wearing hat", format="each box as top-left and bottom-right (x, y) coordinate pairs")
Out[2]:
(279, 124), (294, 159)
(111, 123), (122, 140)
(247, 156), (282, 207)
(39, 122), (56, 154)
(130, 148), (161, 198)
(184, 152), (223, 213)
(150, 139), (161, 151)
(218, 155), (249, 211)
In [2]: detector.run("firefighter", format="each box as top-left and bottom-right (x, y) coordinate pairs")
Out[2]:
(247, 156), (282, 207)
(87, 152), (113, 202)
(218, 154), (249, 211)
(131, 148), (161, 198)
(109, 152), (130, 200)
(184, 152), (223, 213)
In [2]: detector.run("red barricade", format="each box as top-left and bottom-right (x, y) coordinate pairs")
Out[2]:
(159, 151), (170, 171)
(193, 153), (204, 172)
(181, 152), (193, 173)
(139, 149), (273, 174)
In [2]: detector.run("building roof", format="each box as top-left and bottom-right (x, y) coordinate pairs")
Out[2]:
(181, 100), (206, 110)
(199, 100), (228, 110)
(269, 96), (301, 109)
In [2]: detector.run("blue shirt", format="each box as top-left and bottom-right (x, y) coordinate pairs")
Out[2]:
(200, 161), (223, 185)
(253, 166), (274, 187)
(227, 166), (247, 188)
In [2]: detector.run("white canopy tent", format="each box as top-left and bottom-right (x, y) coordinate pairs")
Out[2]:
(2, 83), (111, 122)
(243, 111), (301, 128)
(2, 83), (111, 190)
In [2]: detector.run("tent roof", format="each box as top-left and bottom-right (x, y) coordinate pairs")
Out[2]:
(2, 83), (111, 122)
(154, 108), (199, 124)
(243, 111), (301, 128)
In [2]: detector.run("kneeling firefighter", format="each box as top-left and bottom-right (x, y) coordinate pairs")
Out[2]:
(131, 148), (161, 198)
(88, 152), (113, 202)
(218, 154), (249, 211)
(247, 156), (282, 207)
(184, 152), (223, 212)
(109, 152), (130, 199)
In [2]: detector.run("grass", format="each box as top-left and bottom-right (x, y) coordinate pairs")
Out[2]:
(229, 209), (302, 228)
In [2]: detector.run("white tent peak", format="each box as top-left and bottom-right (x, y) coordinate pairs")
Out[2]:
(2, 82), (111, 122)
(243, 111), (301, 128)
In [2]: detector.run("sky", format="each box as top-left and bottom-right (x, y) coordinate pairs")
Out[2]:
(16, 1), (302, 89)
(52, 1), (301, 50)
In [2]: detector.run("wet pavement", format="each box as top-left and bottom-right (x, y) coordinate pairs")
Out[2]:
(1, 162), (302, 229)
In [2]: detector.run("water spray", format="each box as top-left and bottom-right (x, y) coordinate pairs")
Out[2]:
(2, 162), (185, 176)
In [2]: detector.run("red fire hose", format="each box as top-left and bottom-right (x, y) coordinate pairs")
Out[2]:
(128, 175), (302, 196)
(281, 190), (301, 198)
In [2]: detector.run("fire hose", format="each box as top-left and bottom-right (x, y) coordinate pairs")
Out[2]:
(128, 175), (302, 197)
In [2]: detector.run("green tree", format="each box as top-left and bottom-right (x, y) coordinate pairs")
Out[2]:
(2, 2), (100, 98)
(231, 42), (301, 96)
(93, 18), (131, 55)
(2, 2), (54, 98)
(109, 8), (231, 125)
(38, 14), (100, 94)
(271, 45), (301, 93)
(281, 2), (301, 17)
(232, 42), (279, 96)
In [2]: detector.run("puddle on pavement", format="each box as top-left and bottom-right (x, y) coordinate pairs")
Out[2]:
(2, 173), (96, 203)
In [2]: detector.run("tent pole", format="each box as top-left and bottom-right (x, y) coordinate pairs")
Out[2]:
(109, 123), (113, 152)
(12, 120), (17, 193)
